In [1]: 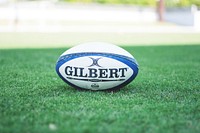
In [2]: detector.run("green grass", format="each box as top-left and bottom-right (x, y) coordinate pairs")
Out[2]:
(0, 45), (200, 133)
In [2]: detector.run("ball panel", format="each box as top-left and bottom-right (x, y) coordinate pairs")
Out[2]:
(61, 42), (134, 58)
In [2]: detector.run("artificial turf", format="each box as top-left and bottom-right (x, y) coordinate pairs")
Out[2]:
(0, 45), (200, 133)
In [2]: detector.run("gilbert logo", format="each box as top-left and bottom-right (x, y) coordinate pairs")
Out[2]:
(88, 57), (102, 67)
(65, 57), (128, 82)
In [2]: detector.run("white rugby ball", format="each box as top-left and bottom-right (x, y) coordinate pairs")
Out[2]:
(56, 42), (139, 91)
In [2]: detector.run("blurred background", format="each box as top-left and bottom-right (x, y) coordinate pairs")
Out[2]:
(0, 0), (200, 48)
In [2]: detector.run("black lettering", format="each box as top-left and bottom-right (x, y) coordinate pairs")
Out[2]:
(73, 67), (79, 76)
(65, 66), (128, 79)
(99, 69), (108, 78)
(79, 67), (87, 77)
(109, 68), (119, 78)
(88, 68), (98, 78)
(65, 66), (73, 76)
(119, 68), (128, 77)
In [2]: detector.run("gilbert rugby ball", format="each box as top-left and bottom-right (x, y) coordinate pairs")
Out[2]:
(56, 42), (139, 91)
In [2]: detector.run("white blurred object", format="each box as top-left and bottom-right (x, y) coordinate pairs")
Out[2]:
(49, 123), (57, 131)
(192, 5), (200, 29)
(164, 5), (200, 29)
(0, 1), (156, 22)
(0, 1), (157, 32)
(0, 1), (199, 32)
(0, 0), (8, 4)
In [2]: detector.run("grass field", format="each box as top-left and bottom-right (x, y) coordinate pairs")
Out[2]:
(0, 45), (200, 133)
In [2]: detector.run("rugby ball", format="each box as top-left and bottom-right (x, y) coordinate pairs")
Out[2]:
(56, 42), (139, 91)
